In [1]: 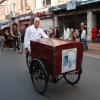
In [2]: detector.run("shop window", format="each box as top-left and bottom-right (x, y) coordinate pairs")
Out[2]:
(43, 0), (51, 7)
(46, 0), (51, 6)
(21, 0), (24, 11)
(24, 0), (28, 10)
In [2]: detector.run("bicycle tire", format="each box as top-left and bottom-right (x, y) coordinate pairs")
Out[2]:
(64, 69), (82, 85)
(30, 59), (48, 94)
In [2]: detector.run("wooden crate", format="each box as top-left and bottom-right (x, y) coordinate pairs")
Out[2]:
(30, 38), (83, 75)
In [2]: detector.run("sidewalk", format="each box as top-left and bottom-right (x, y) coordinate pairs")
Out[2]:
(84, 42), (100, 58)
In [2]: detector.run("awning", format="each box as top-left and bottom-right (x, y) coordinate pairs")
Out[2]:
(49, 4), (66, 13)
(0, 20), (10, 30)
(1, 24), (10, 29)
(0, 0), (6, 4)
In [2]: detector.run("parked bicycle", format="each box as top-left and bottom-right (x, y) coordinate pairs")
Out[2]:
(12, 35), (23, 54)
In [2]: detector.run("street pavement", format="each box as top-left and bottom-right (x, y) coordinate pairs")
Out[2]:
(84, 49), (100, 58)
(0, 50), (100, 100)
(84, 43), (100, 58)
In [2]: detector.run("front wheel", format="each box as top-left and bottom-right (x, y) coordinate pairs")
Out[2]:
(63, 69), (82, 85)
(30, 59), (48, 94)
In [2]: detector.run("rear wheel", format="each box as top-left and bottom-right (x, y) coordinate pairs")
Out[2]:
(64, 69), (82, 85)
(30, 59), (48, 94)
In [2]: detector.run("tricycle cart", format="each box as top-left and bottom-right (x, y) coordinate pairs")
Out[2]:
(27, 38), (83, 94)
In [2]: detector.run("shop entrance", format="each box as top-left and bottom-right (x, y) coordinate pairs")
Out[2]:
(96, 12), (100, 31)
(58, 13), (87, 32)
(95, 11), (100, 42)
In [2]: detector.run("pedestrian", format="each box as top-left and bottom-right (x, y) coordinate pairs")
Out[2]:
(80, 23), (88, 50)
(55, 27), (61, 38)
(49, 27), (55, 38)
(21, 24), (29, 43)
(91, 26), (97, 42)
(71, 29), (78, 41)
(11, 23), (20, 49)
(63, 25), (70, 40)
(4, 30), (11, 40)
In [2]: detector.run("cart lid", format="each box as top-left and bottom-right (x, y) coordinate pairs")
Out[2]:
(32, 38), (76, 47)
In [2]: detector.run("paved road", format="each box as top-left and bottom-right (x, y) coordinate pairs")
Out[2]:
(0, 50), (100, 100)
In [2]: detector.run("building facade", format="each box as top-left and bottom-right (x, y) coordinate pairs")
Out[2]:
(0, 0), (34, 33)
(49, 0), (100, 41)
(0, 0), (33, 21)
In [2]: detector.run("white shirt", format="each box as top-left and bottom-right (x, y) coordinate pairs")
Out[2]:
(24, 25), (48, 51)
(81, 29), (87, 39)
(63, 28), (70, 40)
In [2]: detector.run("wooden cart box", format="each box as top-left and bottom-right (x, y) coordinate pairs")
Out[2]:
(30, 38), (83, 75)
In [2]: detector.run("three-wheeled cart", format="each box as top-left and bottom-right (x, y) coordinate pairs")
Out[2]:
(27, 38), (83, 94)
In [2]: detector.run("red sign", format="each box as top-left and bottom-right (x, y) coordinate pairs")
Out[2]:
(36, 11), (45, 17)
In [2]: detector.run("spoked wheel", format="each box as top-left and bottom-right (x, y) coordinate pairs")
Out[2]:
(30, 59), (48, 94)
(64, 69), (82, 85)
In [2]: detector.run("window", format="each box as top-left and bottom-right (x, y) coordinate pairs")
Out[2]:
(43, 0), (45, 7)
(43, 0), (51, 7)
(21, 0), (24, 11)
(24, 0), (28, 10)
(35, 0), (51, 10)
(46, 0), (51, 6)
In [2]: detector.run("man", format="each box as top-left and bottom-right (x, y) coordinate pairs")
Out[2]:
(91, 26), (97, 41)
(24, 17), (48, 54)
(55, 27), (61, 38)
(63, 25), (70, 40)
(21, 24), (29, 43)
(80, 22), (88, 50)
(12, 23), (20, 49)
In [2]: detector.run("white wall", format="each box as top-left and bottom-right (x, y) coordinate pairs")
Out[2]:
(35, 0), (43, 10)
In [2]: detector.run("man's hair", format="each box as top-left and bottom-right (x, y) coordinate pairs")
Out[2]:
(12, 23), (17, 27)
(34, 17), (40, 22)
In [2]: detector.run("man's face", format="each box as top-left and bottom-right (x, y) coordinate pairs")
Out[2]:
(13, 25), (17, 30)
(81, 23), (84, 28)
(34, 20), (40, 28)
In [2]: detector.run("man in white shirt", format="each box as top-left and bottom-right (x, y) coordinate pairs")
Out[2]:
(63, 27), (70, 40)
(80, 23), (88, 50)
(24, 17), (48, 53)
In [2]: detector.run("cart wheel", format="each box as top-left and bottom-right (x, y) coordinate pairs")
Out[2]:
(30, 59), (48, 94)
(64, 69), (82, 85)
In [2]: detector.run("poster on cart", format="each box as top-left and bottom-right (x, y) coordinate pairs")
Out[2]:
(62, 48), (77, 73)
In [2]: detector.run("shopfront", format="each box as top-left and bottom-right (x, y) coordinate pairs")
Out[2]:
(58, 13), (87, 32)
(49, 2), (87, 33)
(49, 0), (100, 41)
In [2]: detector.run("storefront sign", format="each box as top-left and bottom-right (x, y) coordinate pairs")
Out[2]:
(66, 0), (76, 10)
(37, 11), (45, 17)
(80, 0), (100, 5)
(19, 17), (25, 20)
(24, 16), (31, 19)
(49, 4), (66, 12)
(19, 16), (31, 20)
(53, 6), (61, 11)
